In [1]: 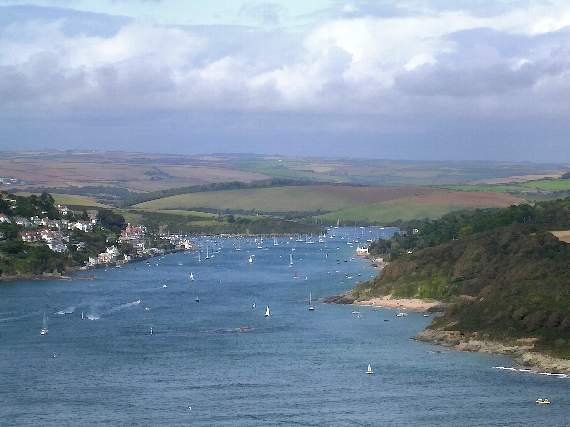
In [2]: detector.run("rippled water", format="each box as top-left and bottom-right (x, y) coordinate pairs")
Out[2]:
(0, 227), (568, 426)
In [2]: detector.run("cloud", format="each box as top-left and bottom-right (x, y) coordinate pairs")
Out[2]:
(2, 2), (570, 160)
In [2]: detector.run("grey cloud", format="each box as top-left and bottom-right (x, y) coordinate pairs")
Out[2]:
(395, 28), (570, 97)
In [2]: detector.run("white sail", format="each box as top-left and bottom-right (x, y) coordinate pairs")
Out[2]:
(366, 364), (374, 374)
(248, 255), (253, 263)
(190, 272), (195, 281)
(264, 306), (270, 317)
(289, 253), (293, 266)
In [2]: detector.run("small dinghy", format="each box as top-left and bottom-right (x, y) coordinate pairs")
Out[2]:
(264, 306), (270, 317)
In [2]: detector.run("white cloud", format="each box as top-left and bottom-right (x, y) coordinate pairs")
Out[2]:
(2, 1), (570, 123)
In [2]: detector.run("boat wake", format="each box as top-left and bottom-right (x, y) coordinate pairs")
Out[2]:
(86, 314), (100, 321)
(493, 366), (568, 378)
(108, 299), (142, 314)
(55, 306), (76, 315)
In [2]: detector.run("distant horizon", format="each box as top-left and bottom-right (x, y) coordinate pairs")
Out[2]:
(1, 147), (568, 167)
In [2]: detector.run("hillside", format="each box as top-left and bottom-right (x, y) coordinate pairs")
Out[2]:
(354, 225), (570, 358)
(349, 199), (570, 360)
(135, 185), (520, 220)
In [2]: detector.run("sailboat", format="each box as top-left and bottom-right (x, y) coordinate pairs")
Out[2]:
(252, 303), (256, 309)
(308, 292), (315, 311)
(40, 312), (48, 336)
(205, 246), (210, 260)
(149, 327), (153, 336)
(81, 311), (85, 320)
(264, 306), (270, 317)
(289, 253), (293, 267)
(273, 237), (278, 246)
(366, 364), (374, 374)
(189, 272), (195, 281)
(195, 296), (200, 303)
(248, 255), (254, 263)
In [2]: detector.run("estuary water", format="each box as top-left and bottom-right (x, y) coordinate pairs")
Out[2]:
(0, 227), (568, 426)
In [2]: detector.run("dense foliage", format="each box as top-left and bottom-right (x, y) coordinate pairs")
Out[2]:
(371, 197), (570, 259)
(360, 197), (570, 358)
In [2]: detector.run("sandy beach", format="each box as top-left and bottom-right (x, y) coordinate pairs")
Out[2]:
(354, 295), (441, 312)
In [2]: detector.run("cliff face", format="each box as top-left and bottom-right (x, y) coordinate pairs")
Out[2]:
(354, 225), (570, 358)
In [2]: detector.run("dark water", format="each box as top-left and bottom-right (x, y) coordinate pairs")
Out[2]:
(0, 227), (568, 426)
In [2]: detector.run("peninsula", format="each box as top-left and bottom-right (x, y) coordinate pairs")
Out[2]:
(330, 197), (570, 373)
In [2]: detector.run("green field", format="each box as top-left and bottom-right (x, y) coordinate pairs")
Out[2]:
(315, 201), (467, 225)
(135, 186), (367, 213)
(438, 184), (524, 193)
(440, 178), (570, 194)
(134, 184), (521, 225)
(51, 194), (110, 208)
(521, 179), (570, 191)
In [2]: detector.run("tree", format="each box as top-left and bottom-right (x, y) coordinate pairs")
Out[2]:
(98, 209), (126, 233)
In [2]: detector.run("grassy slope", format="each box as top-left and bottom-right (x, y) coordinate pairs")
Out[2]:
(521, 179), (570, 191)
(51, 194), (110, 208)
(135, 186), (353, 212)
(135, 185), (520, 224)
(315, 191), (521, 225)
(134, 185), (424, 214)
(315, 201), (457, 224)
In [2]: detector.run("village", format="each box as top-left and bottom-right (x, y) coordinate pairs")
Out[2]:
(0, 192), (195, 276)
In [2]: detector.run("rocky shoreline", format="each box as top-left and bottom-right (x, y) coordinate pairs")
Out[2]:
(415, 329), (570, 374)
(325, 292), (569, 374)
(323, 292), (445, 313)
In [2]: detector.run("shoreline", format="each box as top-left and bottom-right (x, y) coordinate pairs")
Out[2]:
(354, 295), (442, 312)
(0, 247), (192, 283)
(415, 329), (570, 375)
(323, 292), (444, 313)
(327, 292), (570, 374)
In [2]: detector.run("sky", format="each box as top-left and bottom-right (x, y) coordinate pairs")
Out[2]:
(1, 0), (570, 162)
